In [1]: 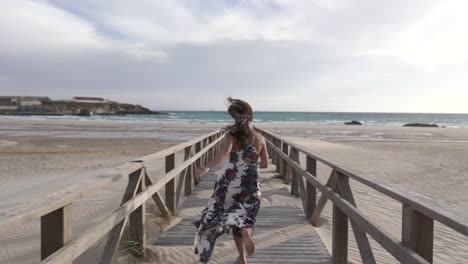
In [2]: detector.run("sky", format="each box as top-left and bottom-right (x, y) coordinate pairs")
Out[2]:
(1, 0), (468, 113)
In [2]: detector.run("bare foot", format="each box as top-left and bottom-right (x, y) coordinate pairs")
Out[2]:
(241, 228), (255, 256)
(237, 256), (247, 264)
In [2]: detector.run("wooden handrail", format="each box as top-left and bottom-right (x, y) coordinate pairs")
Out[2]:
(255, 127), (468, 264)
(0, 130), (222, 234)
(255, 127), (468, 237)
(133, 129), (221, 162)
(0, 129), (224, 263)
(42, 135), (224, 263)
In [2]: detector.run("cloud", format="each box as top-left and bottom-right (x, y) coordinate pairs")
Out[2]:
(0, 0), (467, 112)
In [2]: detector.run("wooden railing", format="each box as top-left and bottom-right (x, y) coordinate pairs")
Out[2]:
(0, 129), (224, 263)
(255, 127), (468, 264)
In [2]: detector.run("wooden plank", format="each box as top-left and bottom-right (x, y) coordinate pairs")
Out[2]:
(336, 172), (376, 264)
(275, 139), (281, 173)
(41, 203), (72, 260)
(261, 140), (429, 264)
(0, 169), (126, 234)
(175, 146), (191, 207)
(333, 201), (348, 264)
(256, 127), (468, 237)
(165, 153), (176, 215)
(296, 170), (307, 214)
(0, 130), (222, 234)
(42, 136), (224, 263)
(133, 129), (220, 162)
(194, 141), (202, 184)
(402, 204), (434, 263)
(306, 156), (317, 220)
(184, 146), (195, 196)
(311, 170), (337, 226)
(282, 142), (290, 183)
(144, 173), (171, 218)
(129, 169), (146, 257)
(99, 168), (143, 264)
(270, 136), (277, 165)
(289, 148), (300, 196)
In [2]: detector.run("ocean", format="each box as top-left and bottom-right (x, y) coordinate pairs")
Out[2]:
(1, 111), (468, 128)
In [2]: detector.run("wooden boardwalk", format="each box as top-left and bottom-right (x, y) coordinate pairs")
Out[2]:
(149, 162), (331, 263)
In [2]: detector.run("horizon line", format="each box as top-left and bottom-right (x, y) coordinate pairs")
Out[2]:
(151, 110), (468, 115)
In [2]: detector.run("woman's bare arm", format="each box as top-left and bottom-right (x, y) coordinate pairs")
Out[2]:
(196, 134), (233, 177)
(259, 135), (268, 169)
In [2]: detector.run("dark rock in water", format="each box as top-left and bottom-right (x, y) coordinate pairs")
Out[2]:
(403, 123), (439, 127)
(79, 109), (91, 116)
(345, 120), (363, 125)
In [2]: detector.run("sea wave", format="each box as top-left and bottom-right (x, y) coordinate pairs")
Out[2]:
(1, 112), (468, 128)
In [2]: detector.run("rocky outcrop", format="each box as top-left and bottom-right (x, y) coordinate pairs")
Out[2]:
(403, 123), (439, 127)
(0, 100), (163, 116)
(345, 120), (363, 125)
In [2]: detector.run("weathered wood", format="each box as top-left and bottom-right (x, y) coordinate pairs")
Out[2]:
(165, 153), (176, 215)
(311, 170), (337, 226)
(290, 148), (300, 196)
(263, 140), (429, 264)
(100, 168), (144, 264)
(306, 156), (317, 220)
(18, 131), (225, 263)
(255, 127), (468, 238)
(42, 139), (221, 264)
(333, 201), (348, 264)
(402, 204), (434, 263)
(296, 169), (307, 214)
(133, 130), (220, 162)
(270, 136), (277, 165)
(154, 158), (332, 263)
(144, 174), (171, 218)
(175, 146), (192, 207)
(129, 169), (146, 257)
(0, 130), (223, 234)
(282, 142), (290, 183)
(184, 146), (196, 196)
(275, 139), (281, 173)
(41, 203), (72, 260)
(194, 141), (202, 184)
(336, 172), (376, 264)
(0, 169), (125, 234)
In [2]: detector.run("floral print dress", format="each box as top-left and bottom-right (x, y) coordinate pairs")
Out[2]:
(194, 134), (261, 263)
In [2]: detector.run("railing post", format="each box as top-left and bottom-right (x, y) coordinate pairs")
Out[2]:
(208, 136), (213, 160)
(402, 204), (434, 263)
(332, 176), (348, 264)
(306, 156), (317, 221)
(281, 142), (289, 183)
(41, 204), (72, 260)
(129, 168), (146, 257)
(195, 141), (202, 183)
(290, 148), (300, 196)
(275, 139), (281, 174)
(165, 153), (176, 215)
(185, 145), (195, 196)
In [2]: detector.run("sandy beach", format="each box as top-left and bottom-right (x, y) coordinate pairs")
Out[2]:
(1, 120), (468, 263)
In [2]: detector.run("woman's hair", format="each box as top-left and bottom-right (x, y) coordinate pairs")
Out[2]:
(222, 97), (253, 148)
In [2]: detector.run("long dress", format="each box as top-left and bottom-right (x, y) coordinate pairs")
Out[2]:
(194, 134), (261, 263)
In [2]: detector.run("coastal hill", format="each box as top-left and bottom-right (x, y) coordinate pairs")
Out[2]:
(0, 96), (164, 116)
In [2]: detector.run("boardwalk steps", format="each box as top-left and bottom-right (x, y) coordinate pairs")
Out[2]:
(151, 163), (331, 263)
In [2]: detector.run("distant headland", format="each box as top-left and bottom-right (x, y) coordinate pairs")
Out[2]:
(0, 96), (166, 116)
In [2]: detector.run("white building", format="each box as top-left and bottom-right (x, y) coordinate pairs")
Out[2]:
(73, 97), (106, 103)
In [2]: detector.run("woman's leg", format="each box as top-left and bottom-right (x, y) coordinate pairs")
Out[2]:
(233, 230), (246, 264)
(241, 227), (255, 256)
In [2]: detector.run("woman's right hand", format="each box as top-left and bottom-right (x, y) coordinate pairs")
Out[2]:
(196, 167), (210, 179)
